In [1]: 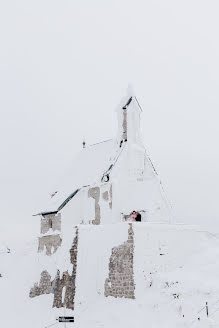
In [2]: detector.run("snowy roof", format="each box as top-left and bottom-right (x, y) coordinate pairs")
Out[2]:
(36, 88), (143, 216)
(36, 139), (116, 215)
(116, 95), (142, 113)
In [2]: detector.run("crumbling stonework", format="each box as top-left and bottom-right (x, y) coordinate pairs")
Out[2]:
(30, 228), (79, 311)
(41, 213), (61, 234)
(104, 224), (135, 299)
(38, 235), (62, 256)
(29, 271), (52, 297)
(88, 186), (100, 225)
(52, 270), (74, 309)
(53, 228), (78, 310)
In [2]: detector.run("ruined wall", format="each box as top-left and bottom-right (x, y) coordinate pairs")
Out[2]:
(40, 213), (61, 234)
(104, 224), (135, 299)
(38, 235), (62, 256)
(30, 224), (136, 314)
(30, 228), (79, 311)
(29, 271), (52, 297)
(53, 228), (78, 310)
(38, 213), (62, 256)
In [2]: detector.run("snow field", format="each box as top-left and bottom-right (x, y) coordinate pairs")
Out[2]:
(1, 223), (219, 327)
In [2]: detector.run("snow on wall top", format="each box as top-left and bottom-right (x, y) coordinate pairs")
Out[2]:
(36, 139), (116, 215)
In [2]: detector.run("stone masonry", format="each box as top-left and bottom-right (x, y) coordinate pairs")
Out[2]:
(53, 228), (78, 310)
(30, 228), (79, 311)
(41, 213), (61, 234)
(104, 224), (135, 299)
(88, 186), (100, 225)
(38, 235), (62, 256)
(29, 271), (52, 297)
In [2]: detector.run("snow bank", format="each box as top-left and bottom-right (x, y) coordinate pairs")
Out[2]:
(1, 223), (219, 328)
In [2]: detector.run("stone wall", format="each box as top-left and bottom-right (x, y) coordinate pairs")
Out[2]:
(30, 228), (79, 311)
(31, 224), (136, 312)
(53, 228), (78, 310)
(104, 224), (135, 299)
(29, 271), (52, 297)
(38, 235), (62, 256)
(40, 213), (61, 234)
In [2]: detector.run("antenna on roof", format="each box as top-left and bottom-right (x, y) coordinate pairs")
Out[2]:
(82, 140), (86, 149)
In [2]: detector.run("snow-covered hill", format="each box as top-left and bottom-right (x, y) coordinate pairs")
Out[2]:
(1, 222), (219, 328)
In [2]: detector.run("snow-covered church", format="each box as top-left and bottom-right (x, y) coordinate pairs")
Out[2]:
(14, 89), (219, 328)
(35, 89), (170, 253)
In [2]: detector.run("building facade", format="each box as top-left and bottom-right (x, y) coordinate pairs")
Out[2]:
(35, 89), (171, 256)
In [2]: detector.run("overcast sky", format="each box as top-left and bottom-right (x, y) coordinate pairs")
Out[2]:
(1, 0), (219, 239)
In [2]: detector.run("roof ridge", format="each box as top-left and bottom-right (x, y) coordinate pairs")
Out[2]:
(89, 138), (113, 147)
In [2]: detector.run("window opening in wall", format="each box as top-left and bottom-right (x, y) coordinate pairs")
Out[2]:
(48, 218), (52, 229)
(62, 286), (66, 304)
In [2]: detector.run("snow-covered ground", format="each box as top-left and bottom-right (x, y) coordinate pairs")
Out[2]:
(1, 222), (219, 328)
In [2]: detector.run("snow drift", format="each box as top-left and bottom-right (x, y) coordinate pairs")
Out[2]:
(1, 222), (219, 328)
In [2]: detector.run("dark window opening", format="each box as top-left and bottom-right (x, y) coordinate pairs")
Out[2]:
(48, 218), (52, 229)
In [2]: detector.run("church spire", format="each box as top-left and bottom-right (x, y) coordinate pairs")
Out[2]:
(117, 86), (142, 145)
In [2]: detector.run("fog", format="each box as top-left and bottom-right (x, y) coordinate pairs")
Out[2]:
(1, 0), (219, 239)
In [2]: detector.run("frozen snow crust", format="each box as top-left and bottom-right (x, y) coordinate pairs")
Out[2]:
(1, 222), (219, 328)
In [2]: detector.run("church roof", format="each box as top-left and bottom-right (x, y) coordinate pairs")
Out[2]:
(35, 139), (116, 215)
(35, 88), (143, 216)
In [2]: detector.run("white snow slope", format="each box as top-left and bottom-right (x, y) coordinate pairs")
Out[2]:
(1, 223), (219, 328)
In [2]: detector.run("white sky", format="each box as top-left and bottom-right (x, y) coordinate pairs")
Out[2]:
(1, 0), (219, 238)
